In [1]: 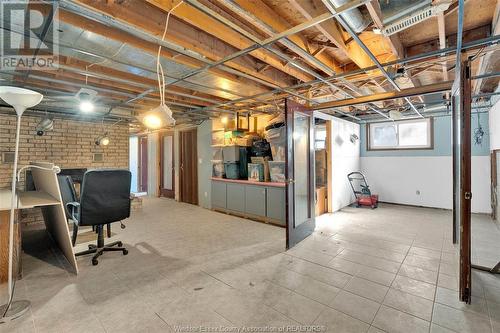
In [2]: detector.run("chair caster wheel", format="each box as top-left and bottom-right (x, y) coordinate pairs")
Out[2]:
(122, 249), (128, 255)
(92, 259), (98, 266)
(117, 241), (123, 247)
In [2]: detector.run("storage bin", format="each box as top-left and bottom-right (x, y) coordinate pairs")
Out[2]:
(266, 125), (286, 161)
(212, 160), (225, 178)
(223, 145), (240, 162)
(212, 147), (223, 160)
(268, 161), (286, 183)
(212, 130), (225, 146)
(248, 163), (264, 182)
(224, 162), (240, 179)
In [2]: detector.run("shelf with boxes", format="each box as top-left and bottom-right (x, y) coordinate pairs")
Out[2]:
(211, 114), (286, 184)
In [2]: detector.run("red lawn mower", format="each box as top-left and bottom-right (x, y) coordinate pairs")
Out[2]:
(347, 172), (378, 209)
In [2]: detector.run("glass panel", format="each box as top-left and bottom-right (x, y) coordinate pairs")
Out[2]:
(163, 136), (173, 190)
(293, 113), (310, 227)
(399, 121), (428, 146)
(372, 123), (397, 147)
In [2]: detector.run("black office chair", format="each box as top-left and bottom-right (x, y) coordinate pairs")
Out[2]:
(58, 175), (113, 244)
(66, 169), (131, 265)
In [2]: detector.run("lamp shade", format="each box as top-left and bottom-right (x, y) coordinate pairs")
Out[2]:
(0, 86), (43, 116)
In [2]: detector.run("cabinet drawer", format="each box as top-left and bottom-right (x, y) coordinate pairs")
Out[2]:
(211, 181), (226, 209)
(266, 187), (285, 224)
(226, 183), (245, 212)
(245, 185), (266, 216)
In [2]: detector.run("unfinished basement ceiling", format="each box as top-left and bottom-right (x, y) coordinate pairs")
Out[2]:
(0, 0), (498, 124)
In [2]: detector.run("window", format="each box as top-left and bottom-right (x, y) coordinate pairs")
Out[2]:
(368, 118), (433, 150)
(315, 125), (327, 150)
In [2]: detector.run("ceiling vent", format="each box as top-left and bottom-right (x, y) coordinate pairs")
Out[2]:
(380, 1), (452, 36)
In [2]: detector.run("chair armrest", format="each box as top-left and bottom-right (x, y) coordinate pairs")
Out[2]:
(66, 202), (80, 223)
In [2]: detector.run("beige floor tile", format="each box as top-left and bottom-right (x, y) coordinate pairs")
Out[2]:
(430, 323), (457, 333)
(409, 247), (442, 260)
(293, 275), (340, 305)
(327, 257), (362, 275)
(435, 287), (489, 318)
(403, 254), (440, 272)
(273, 291), (326, 324)
(372, 305), (430, 333)
(286, 246), (334, 266)
(344, 276), (389, 303)
(383, 288), (434, 321)
(391, 275), (436, 300)
(329, 290), (380, 324)
(398, 264), (438, 285)
(313, 307), (370, 333)
(432, 303), (492, 333)
(437, 273), (458, 291)
(355, 266), (396, 287)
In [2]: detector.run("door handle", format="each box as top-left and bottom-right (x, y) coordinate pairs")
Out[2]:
(286, 178), (295, 184)
(464, 192), (472, 200)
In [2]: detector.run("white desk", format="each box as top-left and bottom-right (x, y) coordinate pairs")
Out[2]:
(0, 162), (78, 282)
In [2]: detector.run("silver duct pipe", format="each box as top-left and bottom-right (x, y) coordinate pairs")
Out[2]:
(324, 0), (370, 33)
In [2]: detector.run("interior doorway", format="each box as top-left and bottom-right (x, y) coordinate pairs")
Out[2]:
(179, 128), (198, 205)
(160, 132), (175, 198)
(138, 135), (148, 193)
(314, 119), (330, 216)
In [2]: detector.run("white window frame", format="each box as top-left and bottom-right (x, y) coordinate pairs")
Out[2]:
(367, 118), (433, 151)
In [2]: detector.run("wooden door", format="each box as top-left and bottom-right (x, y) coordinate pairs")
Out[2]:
(138, 136), (148, 193)
(179, 128), (198, 205)
(160, 132), (175, 198)
(452, 56), (472, 303)
(285, 99), (315, 249)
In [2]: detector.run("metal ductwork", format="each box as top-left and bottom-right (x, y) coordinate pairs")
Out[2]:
(323, 0), (370, 33)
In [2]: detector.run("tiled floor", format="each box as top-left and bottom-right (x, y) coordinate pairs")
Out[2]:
(1, 199), (500, 333)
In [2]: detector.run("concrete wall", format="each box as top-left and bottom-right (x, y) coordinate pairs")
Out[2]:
(360, 115), (491, 213)
(315, 112), (361, 212)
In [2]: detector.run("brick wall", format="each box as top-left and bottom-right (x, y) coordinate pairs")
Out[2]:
(0, 113), (130, 224)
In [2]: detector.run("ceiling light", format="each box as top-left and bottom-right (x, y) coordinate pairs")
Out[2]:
(80, 100), (94, 112)
(138, 104), (175, 129)
(221, 116), (228, 125)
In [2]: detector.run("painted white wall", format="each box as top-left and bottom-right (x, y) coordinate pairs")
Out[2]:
(330, 117), (361, 212)
(129, 136), (139, 193)
(490, 99), (500, 150)
(197, 120), (212, 209)
(360, 156), (491, 213)
(147, 132), (159, 196)
(314, 112), (361, 213)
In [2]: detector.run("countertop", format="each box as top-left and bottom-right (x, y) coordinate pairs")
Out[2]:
(211, 177), (285, 188)
(0, 189), (60, 211)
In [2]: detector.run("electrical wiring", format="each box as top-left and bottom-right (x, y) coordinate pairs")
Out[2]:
(157, 0), (184, 106)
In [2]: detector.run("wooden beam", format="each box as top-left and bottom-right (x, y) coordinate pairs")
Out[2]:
(138, 0), (313, 82)
(313, 81), (453, 110)
(473, 0), (500, 94)
(229, 0), (343, 74)
(366, 0), (404, 58)
(54, 5), (291, 93)
(58, 56), (229, 103)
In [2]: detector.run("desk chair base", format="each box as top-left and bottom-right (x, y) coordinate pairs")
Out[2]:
(75, 225), (128, 266)
(0, 300), (30, 323)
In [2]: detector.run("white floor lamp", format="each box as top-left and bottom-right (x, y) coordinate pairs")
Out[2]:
(0, 86), (43, 323)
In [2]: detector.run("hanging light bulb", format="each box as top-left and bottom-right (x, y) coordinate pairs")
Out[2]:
(138, 104), (176, 129)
